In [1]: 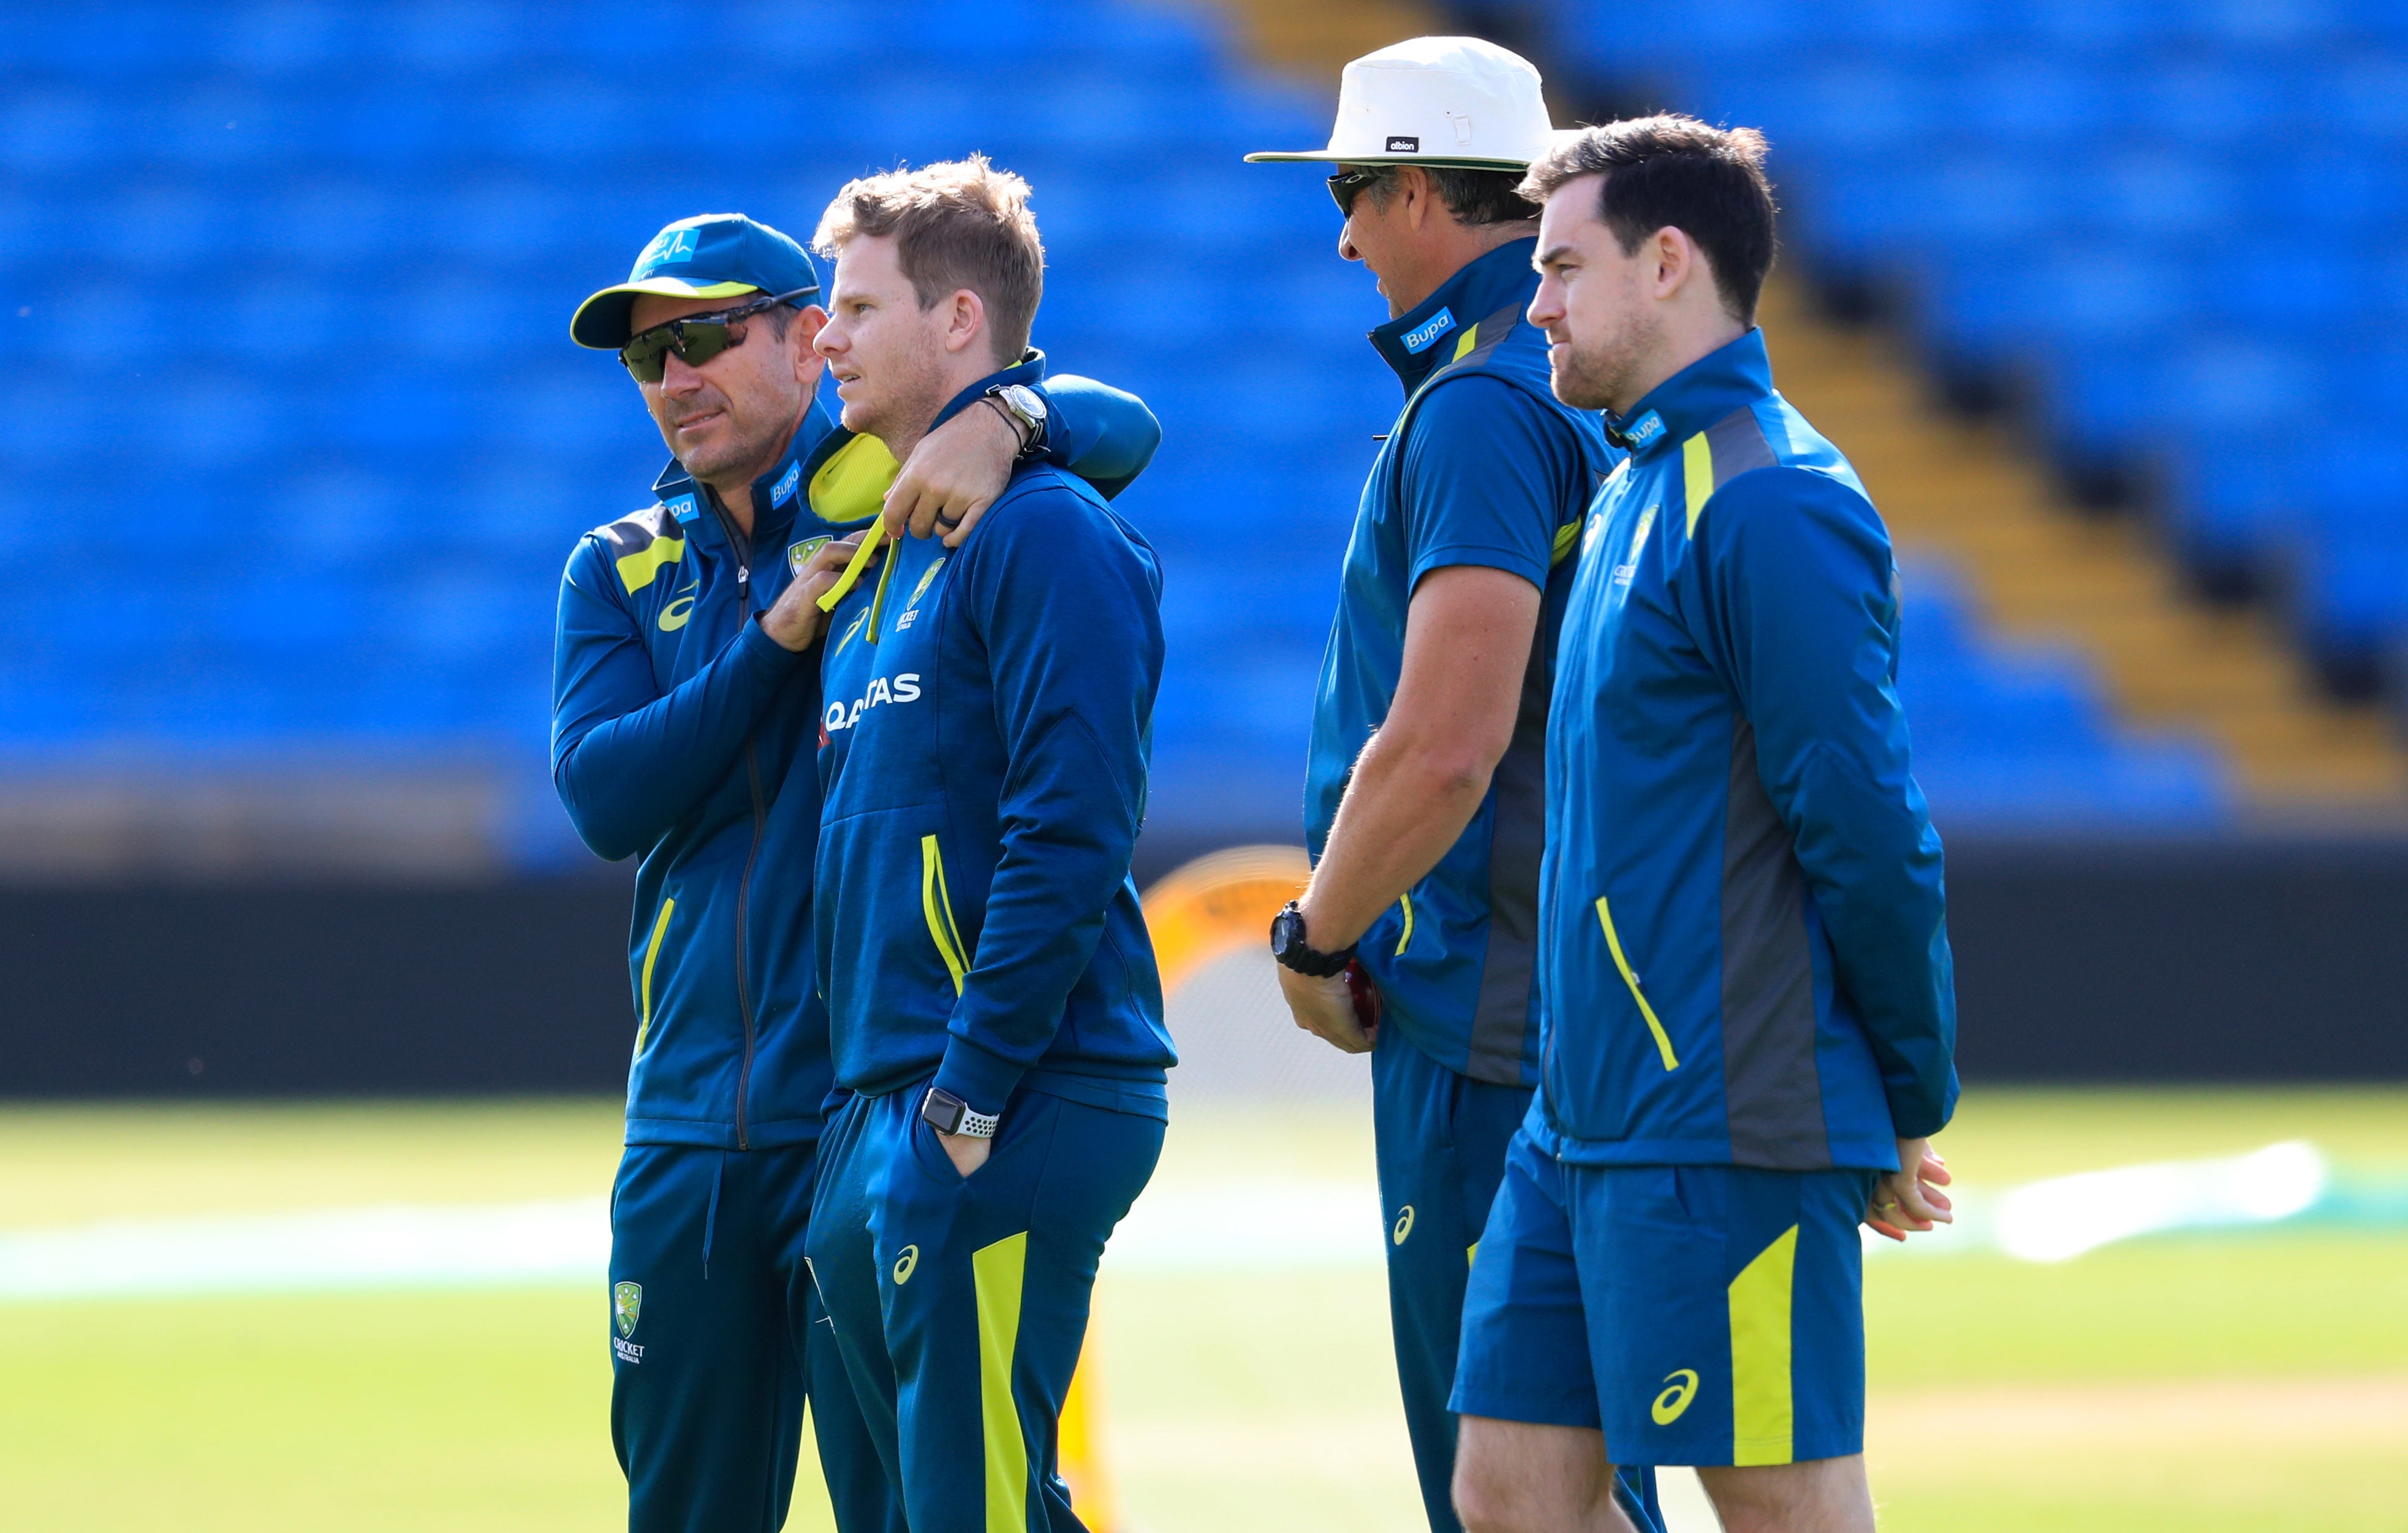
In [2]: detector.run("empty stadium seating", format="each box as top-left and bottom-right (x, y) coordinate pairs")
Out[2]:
(0, 1), (2241, 866)
(1550, 0), (2408, 702)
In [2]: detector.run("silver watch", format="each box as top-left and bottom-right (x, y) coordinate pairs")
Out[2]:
(985, 383), (1047, 453)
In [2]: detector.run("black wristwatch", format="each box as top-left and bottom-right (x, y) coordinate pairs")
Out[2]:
(1270, 900), (1356, 978)
(921, 1086), (999, 1140)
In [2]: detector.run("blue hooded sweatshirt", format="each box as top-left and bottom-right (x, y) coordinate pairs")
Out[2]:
(551, 366), (1160, 1148)
(1534, 328), (1956, 1173)
(813, 355), (1175, 1122)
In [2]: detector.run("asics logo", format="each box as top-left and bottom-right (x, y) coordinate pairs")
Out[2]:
(892, 1245), (918, 1285)
(1391, 1205), (1415, 1245)
(1651, 1369), (1699, 1425)
(823, 673), (921, 733)
(659, 581), (699, 631)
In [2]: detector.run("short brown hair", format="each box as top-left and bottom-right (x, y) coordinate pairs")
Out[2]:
(1520, 116), (1777, 324)
(813, 154), (1045, 363)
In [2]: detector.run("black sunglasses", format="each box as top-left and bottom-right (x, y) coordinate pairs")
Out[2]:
(1328, 166), (1391, 218)
(619, 287), (816, 382)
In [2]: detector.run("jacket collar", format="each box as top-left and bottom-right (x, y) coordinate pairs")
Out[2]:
(1368, 237), (1540, 392)
(649, 398), (838, 541)
(926, 347), (1049, 438)
(790, 346), (1054, 496)
(1604, 327), (1774, 456)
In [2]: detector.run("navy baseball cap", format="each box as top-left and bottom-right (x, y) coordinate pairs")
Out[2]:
(571, 213), (822, 349)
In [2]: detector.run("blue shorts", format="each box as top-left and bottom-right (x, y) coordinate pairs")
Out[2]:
(1451, 1128), (1876, 1468)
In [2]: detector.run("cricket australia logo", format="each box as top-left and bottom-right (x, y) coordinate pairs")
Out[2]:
(896, 557), (945, 630)
(612, 1281), (645, 1363)
(1613, 507), (1657, 587)
(789, 536), (831, 575)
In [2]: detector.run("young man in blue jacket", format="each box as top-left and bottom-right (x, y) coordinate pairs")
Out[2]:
(1246, 37), (1659, 1533)
(551, 210), (1160, 1533)
(799, 157), (1173, 1533)
(1447, 120), (1958, 1533)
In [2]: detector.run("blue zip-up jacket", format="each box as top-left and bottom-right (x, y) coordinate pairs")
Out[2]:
(552, 366), (1161, 1148)
(1535, 328), (1956, 1172)
(1306, 238), (1615, 1088)
(814, 356), (1175, 1122)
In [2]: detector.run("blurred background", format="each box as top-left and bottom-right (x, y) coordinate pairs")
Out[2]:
(2, 2), (2405, 1530)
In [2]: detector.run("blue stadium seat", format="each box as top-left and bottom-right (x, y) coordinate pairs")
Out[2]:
(1551, 0), (2408, 721)
(0, 0), (2281, 855)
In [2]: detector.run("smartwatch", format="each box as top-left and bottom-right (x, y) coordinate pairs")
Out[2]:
(1269, 900), (1355, 978)
(983, 382), (1048, 458)
(921, 1086), (999, 1140)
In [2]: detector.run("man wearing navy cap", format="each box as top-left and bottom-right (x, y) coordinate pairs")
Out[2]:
(552, 210), (1160, 1533)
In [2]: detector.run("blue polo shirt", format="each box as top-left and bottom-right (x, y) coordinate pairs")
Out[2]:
(1303, 237), (1615, 1086)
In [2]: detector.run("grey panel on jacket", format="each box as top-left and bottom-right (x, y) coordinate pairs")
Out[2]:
(1466, 621), (1550, 1085)
(1719, 716), (1831, 1168)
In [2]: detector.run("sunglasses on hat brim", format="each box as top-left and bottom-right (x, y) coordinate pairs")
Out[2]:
(619, 287), (816, 383)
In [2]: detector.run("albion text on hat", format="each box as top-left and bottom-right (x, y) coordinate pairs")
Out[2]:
(1243, 36), (1554, 172)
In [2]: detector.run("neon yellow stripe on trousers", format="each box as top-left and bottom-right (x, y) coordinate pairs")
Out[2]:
(634, 898), (674, 1054)
(1728, 1224), (1798, 1466)
(973, 1231), (1031, 1533)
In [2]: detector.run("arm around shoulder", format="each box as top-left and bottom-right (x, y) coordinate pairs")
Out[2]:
(1034, 373), (1161, 501)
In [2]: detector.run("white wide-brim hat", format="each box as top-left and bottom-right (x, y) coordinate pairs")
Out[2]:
(1244, 36), (1554, 172)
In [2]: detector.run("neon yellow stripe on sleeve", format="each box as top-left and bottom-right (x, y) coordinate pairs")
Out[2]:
(1683, 431), (1715, 537)
(1395, 891), (1416, 958)
(615, 535), (686, 594)
(1450, 323), (1480, 362)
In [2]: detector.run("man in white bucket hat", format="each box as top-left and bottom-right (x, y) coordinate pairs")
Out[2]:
(1249, 37), (1661, 1533)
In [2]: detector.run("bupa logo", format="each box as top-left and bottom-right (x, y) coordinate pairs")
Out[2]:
(823, 673), (922, 734)
(664, 492), (702, 525)
(768, 460), (801, 509)
(1386, 135), (1420, 153)
(637, 225), (699, 272)
(1401, 308), (1456, 355)
(1621, 411), (1666, 449)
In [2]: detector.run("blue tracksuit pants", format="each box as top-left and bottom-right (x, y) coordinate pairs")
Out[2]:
(1374, 1024), (1663, 1533)
(608, 1141), (901, 1533)
(806, 1082), (1162, 1533)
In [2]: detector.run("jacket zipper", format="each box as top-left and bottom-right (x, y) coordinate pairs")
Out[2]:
(1595, 895), (1681, 1072)
(921, 835), (970, 994)
(714, 494), (763, 1151)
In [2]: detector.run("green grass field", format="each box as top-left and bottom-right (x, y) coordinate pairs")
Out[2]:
(5, 1089), (2405, 1531)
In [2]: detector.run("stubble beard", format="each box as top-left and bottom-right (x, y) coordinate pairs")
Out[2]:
(1549, 342), (1623, 414)
(1550, 306), (1654, 417)
(846, 344), (948, 455)
(662, 388), (786, 486)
